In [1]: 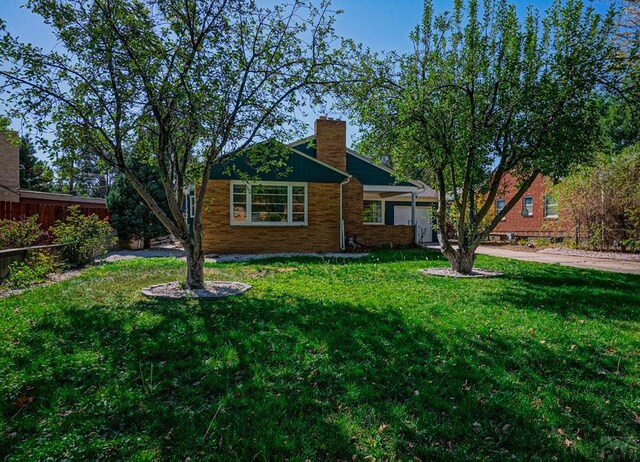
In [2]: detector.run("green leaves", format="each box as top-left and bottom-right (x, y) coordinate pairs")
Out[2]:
(0, 0), (345, 284)
(342, 0), (626, 267)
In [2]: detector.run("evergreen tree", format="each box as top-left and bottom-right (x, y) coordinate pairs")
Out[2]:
(107, 160), (170, 249)
(19, 135), (53, 191)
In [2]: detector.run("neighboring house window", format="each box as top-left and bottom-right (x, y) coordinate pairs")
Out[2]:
(363, 200), (383, 224)
(495, 198), (506, 215)
(189, 194), (195, 218)
(544, 194), (558, 218)
(231, 182), (307, 225)
(522, 196), (533, 217)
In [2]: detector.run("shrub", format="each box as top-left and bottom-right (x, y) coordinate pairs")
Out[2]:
(4, 250), (60, 289)
(0, 215), (45, 250)
(51, 206), (113, 266)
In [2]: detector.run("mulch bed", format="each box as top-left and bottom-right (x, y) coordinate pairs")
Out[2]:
(419, 268), (503, 278)
(141, 281), (251, 299)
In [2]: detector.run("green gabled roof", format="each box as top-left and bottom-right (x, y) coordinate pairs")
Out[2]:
(288, 137), (416, 187)
(210, 140), (348, 183)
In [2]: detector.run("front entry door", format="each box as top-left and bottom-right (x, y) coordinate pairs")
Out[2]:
(394, 206), (433, 243)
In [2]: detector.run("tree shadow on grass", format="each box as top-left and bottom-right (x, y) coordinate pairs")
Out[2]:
(481, 261), (640, 322)
(2, 289), (636, 460)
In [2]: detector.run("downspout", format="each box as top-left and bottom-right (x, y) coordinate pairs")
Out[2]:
(339, 175), (352, 251)
(413, 181), (427, 245)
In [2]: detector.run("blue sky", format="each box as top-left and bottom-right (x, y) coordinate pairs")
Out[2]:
(0, 0), (599, 158)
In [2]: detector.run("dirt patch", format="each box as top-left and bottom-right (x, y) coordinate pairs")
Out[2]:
(419, 268), (503, 278)
(207, 253), (368, 263)
(0, 268), (83, 299)
(244, 267), (299, 278)
(141, 281), (251, 299)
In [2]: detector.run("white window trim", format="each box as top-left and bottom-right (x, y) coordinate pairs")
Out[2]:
(189, 195), (195, 218)
(363, 199), (385, 225)
(522, 196), (534, 217)
(230, 180), (308, 226)
(544, 194), (558, 219)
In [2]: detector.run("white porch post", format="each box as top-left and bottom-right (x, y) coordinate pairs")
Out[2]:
(411, 192), (417, 244)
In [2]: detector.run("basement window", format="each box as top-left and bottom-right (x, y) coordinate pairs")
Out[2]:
(231, 182), (307, 226)
(363, 200), (383, 224)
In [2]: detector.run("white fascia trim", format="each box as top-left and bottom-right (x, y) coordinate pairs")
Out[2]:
(363, 185), (419, 193)
(287, 145), (350, 177)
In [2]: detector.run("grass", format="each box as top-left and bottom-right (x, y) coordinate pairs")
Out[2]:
(0, 249), (638, 460)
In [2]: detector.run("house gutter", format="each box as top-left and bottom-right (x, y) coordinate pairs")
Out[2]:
(339, 175), (352, 251)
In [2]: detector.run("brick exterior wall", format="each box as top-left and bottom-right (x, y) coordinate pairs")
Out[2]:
(360, 225), (414, 248)
(492, 173), (571, 239)
(200, 118), (421, 253)
(314, 117), (347, 172)
(342, 177), (364, 241)
(201, 180), (342, 254)
(0, 132), (20, 202)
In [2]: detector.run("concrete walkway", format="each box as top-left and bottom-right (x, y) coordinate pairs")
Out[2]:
(426, 244), (640, 275)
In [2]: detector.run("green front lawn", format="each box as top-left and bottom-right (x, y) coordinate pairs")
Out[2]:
(1, 250), (638, 460)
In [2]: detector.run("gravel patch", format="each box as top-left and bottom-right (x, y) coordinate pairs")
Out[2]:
(206, 252), (369, 263)
(538, 248), (640, 262)
(102, 249), (368, 264)
(419, 268), (503, 278)
(101, 248), (186, 262)
(142, 281), (251, 299)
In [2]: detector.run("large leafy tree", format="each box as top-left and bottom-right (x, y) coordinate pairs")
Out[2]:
(0, 0), (344, 287)
(343, 0), (625, 274)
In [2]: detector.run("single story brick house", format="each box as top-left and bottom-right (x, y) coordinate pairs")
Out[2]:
(197, 117), (437, 254)
(490, 172), (572, 241)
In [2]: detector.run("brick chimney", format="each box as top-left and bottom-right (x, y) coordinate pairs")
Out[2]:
(314, 116), (347, 172)
(0, 131), (20, 202)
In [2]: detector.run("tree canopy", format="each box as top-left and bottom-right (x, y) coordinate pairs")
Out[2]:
(0, 0), (345, 287)
(342, 0), (629, 273)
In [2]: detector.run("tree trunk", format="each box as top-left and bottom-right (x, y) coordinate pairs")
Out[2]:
(143, 237), (151, 250)
(447, 248), (477, 275)
(185, 244), (205, 289)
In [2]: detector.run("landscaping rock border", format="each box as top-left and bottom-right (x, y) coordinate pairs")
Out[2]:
(419, 268), (503, 278)
(141, 281), (251, 299)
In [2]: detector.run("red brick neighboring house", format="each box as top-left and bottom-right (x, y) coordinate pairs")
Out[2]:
(490, 172), (571, 240)
(198, 117), (438, 254)
(0, 132), (108, 232)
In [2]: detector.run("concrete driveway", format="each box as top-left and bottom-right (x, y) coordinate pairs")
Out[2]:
(425, 244), (640, 274)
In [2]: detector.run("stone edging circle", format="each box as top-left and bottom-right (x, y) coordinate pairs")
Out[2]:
(142, 281), (252, 299)
(419, 268), (503, 278)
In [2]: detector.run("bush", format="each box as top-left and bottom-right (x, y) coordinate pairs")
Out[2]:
(4, 250), (61, 289)
(0, 215), (45, 250)
(51, 206), (113, 266)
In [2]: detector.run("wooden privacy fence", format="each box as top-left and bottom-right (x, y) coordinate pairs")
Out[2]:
(0, 200), (108, 231)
